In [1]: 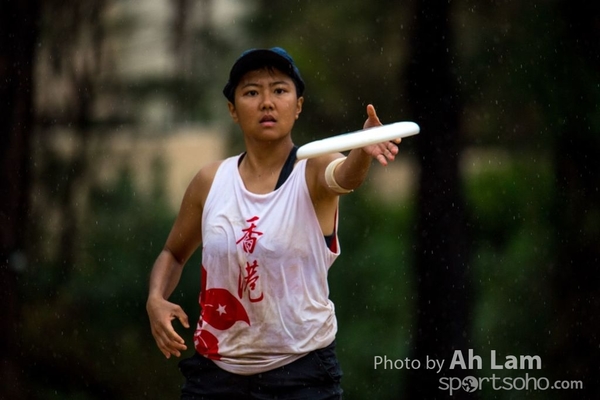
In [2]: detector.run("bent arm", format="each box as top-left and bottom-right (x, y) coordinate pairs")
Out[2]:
(146, 161), (219, 358)
(148, 166), (209, 301)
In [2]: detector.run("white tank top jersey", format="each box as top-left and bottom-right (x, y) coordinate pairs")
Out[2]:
(194, 155), (340, 375)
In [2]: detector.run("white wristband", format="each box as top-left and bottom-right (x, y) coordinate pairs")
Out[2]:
(325, 157), (353, 194)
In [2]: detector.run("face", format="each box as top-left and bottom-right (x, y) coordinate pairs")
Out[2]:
(228, 67), (303, 143)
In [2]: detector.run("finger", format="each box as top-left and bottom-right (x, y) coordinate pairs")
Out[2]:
(153, 331), (176, 358)
(176, 310), (190, 329)
(166, 341), (187, 358)
(160, 344), (182, 359)
(153, 320), (187, 351)
(165, 307), (188, 342)
(160, 334), (187, 358)
(366, 104), (377, 119)
(366, 104), (380, 123)
(378, 154), (389, 166)
(166, 323), (186, 345)
(363, 104), (382, 130)
(381, 149), (395, 162)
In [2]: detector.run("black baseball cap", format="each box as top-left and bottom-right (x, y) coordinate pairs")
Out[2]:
(223, 47), (305, 102)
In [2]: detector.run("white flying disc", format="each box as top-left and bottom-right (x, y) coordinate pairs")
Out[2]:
(296, 121), (420, 160)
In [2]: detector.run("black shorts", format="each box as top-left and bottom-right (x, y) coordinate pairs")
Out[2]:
(178, 340), (343, 400)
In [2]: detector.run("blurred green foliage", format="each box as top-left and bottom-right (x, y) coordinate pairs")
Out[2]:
(466, 156), (556, 399)
(20, 161), (200, 398)
(330, 188), (417, 397)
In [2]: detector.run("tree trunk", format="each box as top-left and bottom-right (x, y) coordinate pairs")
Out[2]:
(0, 0), (40, 397)
(405, 0), (471, 397)
(549, 1), (600, 396)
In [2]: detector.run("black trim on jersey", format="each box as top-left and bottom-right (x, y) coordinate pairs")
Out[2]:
(274, 145), (298, 190)
(324, 233), (334, 249)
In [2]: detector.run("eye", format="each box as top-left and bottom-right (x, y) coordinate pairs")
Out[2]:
(243, 89), (259, 97)
(274, 87), (288, 95)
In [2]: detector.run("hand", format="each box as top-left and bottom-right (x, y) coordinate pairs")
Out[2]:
(361, 104), (400, 166)
(147, 296), (190, 358)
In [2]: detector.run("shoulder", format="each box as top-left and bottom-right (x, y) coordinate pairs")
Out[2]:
(195, 159), (225, 184)
(186, 159), (225, 208)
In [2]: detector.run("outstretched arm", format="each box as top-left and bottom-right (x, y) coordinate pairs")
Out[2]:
(306, 105), (402, 236)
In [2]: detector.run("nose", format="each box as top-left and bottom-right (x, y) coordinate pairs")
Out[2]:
(260, 92), (274, 110)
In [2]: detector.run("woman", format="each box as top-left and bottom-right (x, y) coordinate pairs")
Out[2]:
(146, 47), (401, 399)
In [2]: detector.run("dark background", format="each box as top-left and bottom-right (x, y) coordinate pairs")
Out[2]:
(2, 0), (598, 398)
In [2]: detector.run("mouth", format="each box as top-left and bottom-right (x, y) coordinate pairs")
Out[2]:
(260, 115), (277, 125)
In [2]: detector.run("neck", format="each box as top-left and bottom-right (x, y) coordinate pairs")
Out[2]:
(238, 141), (295, 194)
(241, 139), (294, 176)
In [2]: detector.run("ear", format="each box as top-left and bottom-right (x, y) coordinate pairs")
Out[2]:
(295, 96), (304, 120)
(227, 101), (239, 123)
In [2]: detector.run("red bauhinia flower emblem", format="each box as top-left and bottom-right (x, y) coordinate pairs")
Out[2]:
(202, 288), (250, 331)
